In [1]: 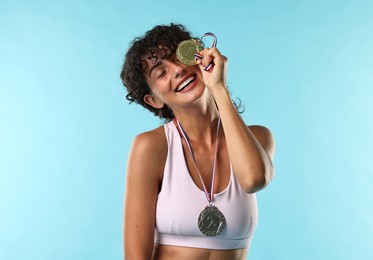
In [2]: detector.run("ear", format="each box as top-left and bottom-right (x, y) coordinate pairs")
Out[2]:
(143, 94), (165, 109)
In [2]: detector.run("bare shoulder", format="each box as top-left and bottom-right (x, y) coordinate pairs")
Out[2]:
(248, 125), (275, 159)
(132, 125), (167, 154)
(127, 125), (168, 181)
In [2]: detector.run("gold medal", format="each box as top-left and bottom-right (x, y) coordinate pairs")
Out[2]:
(176, 39), (203, 66)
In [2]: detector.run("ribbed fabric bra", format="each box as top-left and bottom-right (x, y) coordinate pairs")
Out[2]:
(154, 121), (258, 250)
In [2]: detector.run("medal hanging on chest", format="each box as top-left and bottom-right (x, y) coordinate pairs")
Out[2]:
(197, 203), (226, 236)
(174, 116), (226, 237)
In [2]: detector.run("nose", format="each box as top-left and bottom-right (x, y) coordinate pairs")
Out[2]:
(165, 59), (185, 78)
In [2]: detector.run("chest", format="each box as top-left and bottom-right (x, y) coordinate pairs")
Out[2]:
(156, 136), (258, 239)
(181, 137), (231, 194)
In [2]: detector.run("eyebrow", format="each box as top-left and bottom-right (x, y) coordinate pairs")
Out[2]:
(148, 60), (163, 77)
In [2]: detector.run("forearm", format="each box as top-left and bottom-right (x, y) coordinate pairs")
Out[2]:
(210, 85), (274, 193)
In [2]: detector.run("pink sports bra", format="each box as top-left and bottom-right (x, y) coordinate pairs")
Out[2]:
(154, 121), (258, 250)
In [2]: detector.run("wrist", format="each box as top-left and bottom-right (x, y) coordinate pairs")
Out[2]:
(209, 85), (234, 108)
(209, 84), (229, 98)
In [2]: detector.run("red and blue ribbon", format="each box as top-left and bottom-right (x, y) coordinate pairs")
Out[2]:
(194, 32), (217, 71)
(174, 116), (221, 202)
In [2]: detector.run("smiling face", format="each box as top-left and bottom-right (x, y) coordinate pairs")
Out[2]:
(121, 23), (201, 120)
(142, 45), (207, 115)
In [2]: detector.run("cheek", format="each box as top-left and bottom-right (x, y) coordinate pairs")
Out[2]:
(147, 77), (165, 94)
(192, 65), (202, 76)
(148, 83), (170, 102)
(155, 77), (174, 92)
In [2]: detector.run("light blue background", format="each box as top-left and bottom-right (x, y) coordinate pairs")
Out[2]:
(1, 0), (372, 259)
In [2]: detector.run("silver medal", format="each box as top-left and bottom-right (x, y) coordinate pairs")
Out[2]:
(197, 205), (226, 236)
(175, 116), (226, 237)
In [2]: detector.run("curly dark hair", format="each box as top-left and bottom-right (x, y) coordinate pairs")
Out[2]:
(120, 23), (244, 121)
(120, 23), (193, 120)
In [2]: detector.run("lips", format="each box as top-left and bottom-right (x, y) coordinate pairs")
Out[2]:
(175, 75), (196, 92)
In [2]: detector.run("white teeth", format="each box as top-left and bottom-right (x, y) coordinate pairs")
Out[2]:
(176, 76), (195, 92)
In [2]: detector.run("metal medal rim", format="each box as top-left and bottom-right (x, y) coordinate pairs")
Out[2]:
(176, 39), (203, 66)
(197, 205), (226, 236)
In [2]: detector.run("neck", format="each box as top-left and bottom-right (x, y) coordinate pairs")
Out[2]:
(173, 104), (220, 146)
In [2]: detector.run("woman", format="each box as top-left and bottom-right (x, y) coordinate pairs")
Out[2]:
(120, 23), (275, 260)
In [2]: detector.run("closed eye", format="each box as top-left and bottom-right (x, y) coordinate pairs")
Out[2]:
(157, 70), (166, 78)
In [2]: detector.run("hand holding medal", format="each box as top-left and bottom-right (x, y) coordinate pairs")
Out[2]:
(177, 33), (226, 89)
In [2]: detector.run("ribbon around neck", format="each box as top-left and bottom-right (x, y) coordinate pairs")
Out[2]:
(174, 116), (221, 202)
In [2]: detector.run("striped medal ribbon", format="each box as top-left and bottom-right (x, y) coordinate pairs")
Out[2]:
(194, 32), (217, 71)
(174, 116), (226, 236)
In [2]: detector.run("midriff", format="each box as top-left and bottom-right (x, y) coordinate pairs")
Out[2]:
(152, 244), (248, 260)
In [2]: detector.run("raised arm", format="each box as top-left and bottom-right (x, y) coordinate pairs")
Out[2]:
(198, 47), (275, 193)
(123, 129), (167, 259)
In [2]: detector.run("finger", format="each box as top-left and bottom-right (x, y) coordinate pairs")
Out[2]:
(204, 63), (214, 71)
(201, 47), (227, 65)
(209, 47), (226, 65)
(195, 57), (211, 71)
(199, 48), (214, 68)
(194, 52), (203, 60)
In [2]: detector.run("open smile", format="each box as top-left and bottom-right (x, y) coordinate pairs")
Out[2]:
(175, 75), (196, 92)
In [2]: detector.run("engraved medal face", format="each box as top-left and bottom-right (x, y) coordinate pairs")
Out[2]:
(176, 39), (203, 66)
(197, 205), (226, 236)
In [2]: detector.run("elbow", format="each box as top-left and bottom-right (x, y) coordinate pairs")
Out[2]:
(244, 165), (275, 194)
(124, 241), (154, 260)
(245, 178), (266, 194)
